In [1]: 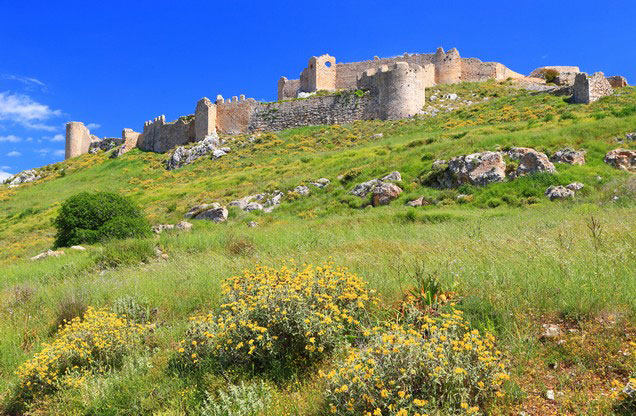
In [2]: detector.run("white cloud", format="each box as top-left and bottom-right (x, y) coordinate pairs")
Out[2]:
(0, 134), (21, 142)
(7, 151), (21, 157)
(48, 134), (64, 142)
(0, 171), (12, 181)
(53, 149), (65, 157)
(0, 74), (46, 90)
(86, 123), (100, 130)
(0, 91), (61, 130)
(1, 165), (10, 170)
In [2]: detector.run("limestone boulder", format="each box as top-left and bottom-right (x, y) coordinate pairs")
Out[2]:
(193, 206), (228, 222)
(550, 149), (586, 165)
(30, 249), (65, 261)
(70, 245), (86, 251)
(309, 178), (330, 188)
(406, 196), (431, 207)
(293, 185), (310, 196)
(372, 182), (402, 206)
(165, 133), (222, 170)
(566, 182), (584, 191)
(437, 152), (506, 188)
(604, 148), (636, 172)
(350, 179), (381, 197)
(507, 147), (556, 177)
(184, 203), (219, 219)
(545, 185), (574, 200)
(381, 171), (402, 182)
(606, 75), (628, 88)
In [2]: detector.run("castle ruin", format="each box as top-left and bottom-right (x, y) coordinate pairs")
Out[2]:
(65, 47), (627, 160)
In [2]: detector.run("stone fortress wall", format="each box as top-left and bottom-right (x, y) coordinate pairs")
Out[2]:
(65, 47), (629, 160)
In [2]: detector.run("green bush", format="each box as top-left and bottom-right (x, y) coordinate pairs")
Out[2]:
(54, 192), (151, 247)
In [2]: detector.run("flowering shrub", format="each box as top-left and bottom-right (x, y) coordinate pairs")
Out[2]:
(200, 380), (273, 416)
(175, 263), (376, 373)
(15, 307), (151, 399)
(323, 308), (508, 415)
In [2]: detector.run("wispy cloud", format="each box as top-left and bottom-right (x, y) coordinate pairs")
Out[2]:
(0, 134), (21, 142)
(45, 133), (64, 142)
(86, 123), (100, 130)
(1, 165), (10, 170)
(7, 150), (21, 157)
(0, 92), (62, 131)
(0, 74), (47, 91)
(53, 149), (65, 157)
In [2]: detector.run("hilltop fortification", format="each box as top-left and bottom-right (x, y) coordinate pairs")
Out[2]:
(65, 47), (628, 160)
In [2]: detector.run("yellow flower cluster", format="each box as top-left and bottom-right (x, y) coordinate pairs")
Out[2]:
(15, 307), (151, 397)
(322, 308), (507, 415)
(176, 263), (376, 371)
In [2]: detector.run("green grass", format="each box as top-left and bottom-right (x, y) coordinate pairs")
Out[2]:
(1, 81), (635, 414)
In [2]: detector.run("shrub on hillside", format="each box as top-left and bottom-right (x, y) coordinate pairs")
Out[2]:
(539, 68), (559, 84)
(54, 192), (151, 247)
(323, 307), (508, 415)
(15, 307), (152, 400)
(175, 264), (376, 375)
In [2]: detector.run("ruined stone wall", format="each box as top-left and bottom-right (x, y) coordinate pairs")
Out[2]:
(572, 72), (614, 104)
(335, 53), (436, 90)
(139, 115), (195, 153)
(278, 77), (301, 100)
(299, 54), (336, 93)
(216, 96), (258, 135)
(120, 128), (142, 155)
(248, 91), (375, 133)
(65, 121), (93, 159)
(607, 75), (628, 88)
(434, 48), (462, 84)
(530, 66), (581, 78)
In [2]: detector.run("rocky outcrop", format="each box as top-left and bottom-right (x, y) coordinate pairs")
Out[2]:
(4, 169), (41, 188)
(89, 137), (123, 154)
(30, 249), (65, 261)
(406, 196), (432, 207)
(604, 149), (636, 172)
(309, 178), (330, 188)
(165, 133), (229, 170)
(428, 152), (506, 188)
(507, 147), (556, 177)
(550, 149), (586, 165)
(292, 185), (310, 196)
(372, 182), (402, 206)
(230, 191), (284, 213)
(184, 203), (228, 222)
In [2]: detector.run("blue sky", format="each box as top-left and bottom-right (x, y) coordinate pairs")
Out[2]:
(1, 0), (635, 178)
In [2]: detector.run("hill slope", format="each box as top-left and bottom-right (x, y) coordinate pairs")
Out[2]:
(1, 81), (635, 415)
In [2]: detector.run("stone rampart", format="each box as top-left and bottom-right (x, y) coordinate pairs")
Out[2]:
(215, 95), (258, 135)
(121, 128), (142, 154)
(572, 72), (613, 104)
(139, 115), (195, 153)
(278, 77), (301, 100)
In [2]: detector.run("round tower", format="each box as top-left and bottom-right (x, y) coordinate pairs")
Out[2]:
(434, 47), (462, 84)
(375, 62), (426, 120)
(65, 121), (91, 159)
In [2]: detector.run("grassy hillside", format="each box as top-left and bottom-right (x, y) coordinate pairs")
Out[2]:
(1, 81), (635, 415)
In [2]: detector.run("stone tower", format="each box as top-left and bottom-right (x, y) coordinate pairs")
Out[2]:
(357, 62), (426, 120)
(195, 97), (216, 140)
(65, 121), (92, 159)
(300, 54), (337, 92)
(433, 47), (462, 84)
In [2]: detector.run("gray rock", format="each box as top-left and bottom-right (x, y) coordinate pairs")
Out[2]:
(372, 182), (402, 206)
(309, 178), (330, 188)
(244, 202), (264, 212)
(604, 148), (636, 172)
(381, 171), (402, 182)
(88, 137), (123, 154)
(350, 179), (381, 197)
(247, 221), (258, 228)
(193, 206), (228, 222)
(70, 245), (86, 251)
(406, 196), (430, 207)
(371, 133), (384, 139)
(434, 152), (506, 188)
(507, 147), (556, 177)
(293, 185), (310, 196)
(184, 203), (221, 219)
(545, 185), (574, 200)
(444, 93), (458, 100)
(550, 149), (586, 165)
(546, 390), (555, 401)
(165, 133), (223, 170)
(566, 182), (584, 191)
(30, 249), (65, 261)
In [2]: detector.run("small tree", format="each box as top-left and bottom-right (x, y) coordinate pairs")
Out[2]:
(54, 192), (151, 247)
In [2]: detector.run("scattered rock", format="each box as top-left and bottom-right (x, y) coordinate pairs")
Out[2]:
(350, 179), (381, 197)
(30, 249), (65, 261)
(230, 190), (284, 213)
(372, 182), (402, 206)
(5, 169), (42, 188)
(566, 182), (584, 191)
(546, 390), (556, 401)
(604, 148), (636, 172)
(406, 196), (431, 207)
(309, 178), (330, 188)
(507, 147), (556, 177)
(370, 133), (384, 139)
(545, 185), (574, 200)
(541, 324), (563, 338)
(176, 221), (193, 231)
(625, 132), (636, 142)
(247, 221), (258, 228)
(293, 185), (310, 196)
(550, 148), (586, 165)
(606, 75), (628, 88)
(152, 224), (175, 233)
(89, 137), (123, 154)
(244, 202), (264, 212)
(165, 133), (226, 170)
(153, 221), (194, 233)
(70, 245), (86, 251)
(185, 203), (228, 222)
(381, 171), (402, 182)
(444, 93), (458, 100)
